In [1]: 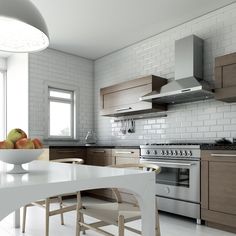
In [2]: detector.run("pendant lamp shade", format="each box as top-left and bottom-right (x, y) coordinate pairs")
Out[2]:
(0, 0), (49, 53)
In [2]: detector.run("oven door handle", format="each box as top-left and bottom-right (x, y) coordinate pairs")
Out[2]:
(141, 160), (195, 167)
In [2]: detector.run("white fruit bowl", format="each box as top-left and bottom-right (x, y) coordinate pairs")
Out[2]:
(0, 149), (43, 174)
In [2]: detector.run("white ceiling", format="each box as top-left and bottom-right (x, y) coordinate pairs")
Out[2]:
(11, 0), (236, 59)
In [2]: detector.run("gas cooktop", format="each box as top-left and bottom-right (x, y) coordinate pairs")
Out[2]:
(144, 143), (211, 146)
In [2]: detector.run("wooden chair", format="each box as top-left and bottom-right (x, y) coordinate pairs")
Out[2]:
(76, 163), (161, 236)
(22, 158), (84, 236)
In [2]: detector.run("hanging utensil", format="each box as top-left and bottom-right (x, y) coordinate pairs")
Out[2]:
(121, 119), (126, 135)
(127, 119), (132, 133)
(131, 119), (135, 133)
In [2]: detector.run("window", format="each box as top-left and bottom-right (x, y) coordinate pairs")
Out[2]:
(0, 71), (6, 140)
(48, 87), (75, 139)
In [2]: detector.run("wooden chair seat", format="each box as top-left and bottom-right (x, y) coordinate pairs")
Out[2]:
(80, 202), (141, 225)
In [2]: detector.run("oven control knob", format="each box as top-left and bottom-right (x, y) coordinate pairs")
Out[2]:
(152, 150), (157, 155)
(164, 187), (170, 194)
(178, 150), (182, 156)
(164, 150), (168, 155)
(182, 151), (187, 156)
(160, 150), (164, 155)
(146, 150), (150, 155)
(169, 150), (173, 155)
(173, 150), (177, 156)
(187, 151), (192, 156)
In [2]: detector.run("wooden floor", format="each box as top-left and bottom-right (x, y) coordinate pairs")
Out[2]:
(0, 197), (235, 236)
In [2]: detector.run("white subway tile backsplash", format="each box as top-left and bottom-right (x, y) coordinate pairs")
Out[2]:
(143, 125), (152, 130)
(217, 119), (231, 125)
(211, 126), (223, 132)
(204, 120), (217, 126)
(94, 3), (236, 145)
(29, 49), (94, 144)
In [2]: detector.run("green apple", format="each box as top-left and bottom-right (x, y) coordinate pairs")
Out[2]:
(7, 128), (27, 143)
(0, 139), (14, 149)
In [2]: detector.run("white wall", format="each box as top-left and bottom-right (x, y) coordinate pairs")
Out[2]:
(94, 3), (236, 145)
(7, 54), (29, 135)
(0, 59), (7, 139)
(0, 58), (7, 71)
(28, 49), (94, 144)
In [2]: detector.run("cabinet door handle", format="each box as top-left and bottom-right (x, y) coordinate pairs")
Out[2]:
(92, 150), (105, 153)
(57, 150), (77, 153)
(115, 107), (132, 112)
(116, 151), (134, 154)
(211, 153), (236, 157)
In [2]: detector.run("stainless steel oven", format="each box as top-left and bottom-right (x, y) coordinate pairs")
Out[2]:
(140, 144), (201, 224)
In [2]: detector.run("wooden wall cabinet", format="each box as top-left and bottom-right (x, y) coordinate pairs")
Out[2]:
(100, 75), (167, 116)
(215, 52), (236, 102)
(201, 150), (236, 233)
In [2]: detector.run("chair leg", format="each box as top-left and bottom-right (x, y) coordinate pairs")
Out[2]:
(58, 196), (64, 225)
(81, 214), (86, 235)
(118, 215), (125, 236)
(76, 212), (82, 236)
(45, 198), (50, 236)
(22, 205), (27, 233)
(156, 210), (161, 236)
(76, 192), (82, 236)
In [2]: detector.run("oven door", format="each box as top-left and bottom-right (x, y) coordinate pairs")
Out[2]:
(140, 158), (200, 203)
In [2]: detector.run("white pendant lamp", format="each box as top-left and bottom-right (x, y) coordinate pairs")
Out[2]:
(0, 0), (49, 53)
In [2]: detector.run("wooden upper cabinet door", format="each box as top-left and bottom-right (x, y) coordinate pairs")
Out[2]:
(215, 52), (236, 102)
(209, 161), (236, 215)
(222, 64), (236, 87)
(100, 75), (167, 116)
(103, 83), (152, 109)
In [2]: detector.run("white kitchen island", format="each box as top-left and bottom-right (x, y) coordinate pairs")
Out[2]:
(0, 161), (157, 236)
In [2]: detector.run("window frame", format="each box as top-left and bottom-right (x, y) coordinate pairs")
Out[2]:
(45, 83), (78, 140)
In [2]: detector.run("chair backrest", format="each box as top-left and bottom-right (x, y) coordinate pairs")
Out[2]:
(110, 163), (160, 205)
(52, 158), (84, 164)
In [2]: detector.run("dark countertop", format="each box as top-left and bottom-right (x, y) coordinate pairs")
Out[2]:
(49, 145), (140, 149)
(49, 144), (236, 150)
(200, 144), (236, 150)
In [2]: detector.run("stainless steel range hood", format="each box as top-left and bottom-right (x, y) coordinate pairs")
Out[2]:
(141, 35), (214, 104)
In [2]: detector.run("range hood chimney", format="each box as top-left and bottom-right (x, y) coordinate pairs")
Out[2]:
(141, 35), (214, 104)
